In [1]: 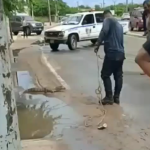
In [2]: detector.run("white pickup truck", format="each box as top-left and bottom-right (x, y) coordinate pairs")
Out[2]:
(44, 11), (129, 51)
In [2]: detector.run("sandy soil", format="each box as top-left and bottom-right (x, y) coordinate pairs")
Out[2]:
(53, 91), (150, 150)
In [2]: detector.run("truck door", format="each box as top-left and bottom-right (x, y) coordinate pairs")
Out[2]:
(15, 16), (22, 32)
(95, 13), (103, 38)
(80, 14), (96, 39)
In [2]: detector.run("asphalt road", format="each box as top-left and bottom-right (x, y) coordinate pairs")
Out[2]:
(32, 35), (150, 149)
(42, 35), (150, 125)
(12, 25), (150, 149)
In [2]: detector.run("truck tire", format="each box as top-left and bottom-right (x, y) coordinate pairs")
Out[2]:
(137, 23), (142, 31)
(129, 23), (133, 31)
(49, 43), (59, 51)
(91, 39), (97, 45)
(27, 27), (31, 36)
(68, 34), (77, 50)
(36, 31), (42, 35)
(14, 32), (19, 35)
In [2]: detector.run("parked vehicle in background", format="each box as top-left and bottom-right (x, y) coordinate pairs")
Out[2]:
(121, 13), (130, 20)
(44, 11), (129, 51)
(129, 8), (144, 31)
(10, 13), (44, 35)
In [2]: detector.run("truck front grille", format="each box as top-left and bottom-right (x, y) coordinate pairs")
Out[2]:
(36, 23), (42, 26)
(45, 31), (60, 37)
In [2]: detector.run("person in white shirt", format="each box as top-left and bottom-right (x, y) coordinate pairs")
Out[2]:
(22, 17), (28, 38)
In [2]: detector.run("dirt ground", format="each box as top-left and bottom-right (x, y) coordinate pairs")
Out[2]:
(22, 139), (69, 150)
(53, 91), (150, 150)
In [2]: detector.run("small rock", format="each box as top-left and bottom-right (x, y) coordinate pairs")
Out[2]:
(98, 123), (107, 130)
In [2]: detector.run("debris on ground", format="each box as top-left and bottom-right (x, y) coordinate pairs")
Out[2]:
(97, 123), (107, 130)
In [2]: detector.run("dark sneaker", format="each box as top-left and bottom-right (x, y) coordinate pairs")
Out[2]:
(113, 96), (120, 105)
(99, 96), (113, 105)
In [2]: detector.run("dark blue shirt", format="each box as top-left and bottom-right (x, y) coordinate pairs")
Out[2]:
(98, 17), (125, 60)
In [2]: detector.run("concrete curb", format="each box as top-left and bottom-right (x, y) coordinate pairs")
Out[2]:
(126, 32), (145, 38)
(40, 47), (70, 90)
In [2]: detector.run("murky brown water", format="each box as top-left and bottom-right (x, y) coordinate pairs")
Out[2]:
(15, 71), (81, 140)
(17, 105), (54, 140)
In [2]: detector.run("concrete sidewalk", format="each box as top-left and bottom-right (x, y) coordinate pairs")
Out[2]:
(126, 31), (145, 38)
(22, 139), (68, 150)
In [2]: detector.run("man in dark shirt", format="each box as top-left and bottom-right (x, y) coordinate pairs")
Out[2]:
(94, 10), (125, 105)
(143, 10), (147, 36)
(143, 1), (148, 36)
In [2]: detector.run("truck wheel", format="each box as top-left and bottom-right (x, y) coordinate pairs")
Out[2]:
(91, 39), (97, 45)
(36, 31), (42, 35)
(27, 27), (31, 36)
(137, 24), (141, 31)
(129, 23), (133, 31)
(68, 34), (77, 50)
(14, 32), (19, 35)
(49, 43), (59, 51)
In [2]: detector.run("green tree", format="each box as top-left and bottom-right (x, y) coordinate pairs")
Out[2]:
(3, 0), (25, 16)
(32, 0), (77, 17)
(79, 5), (85, 8)
(32, 0), (48, 16)
(95, 5), (101, 10)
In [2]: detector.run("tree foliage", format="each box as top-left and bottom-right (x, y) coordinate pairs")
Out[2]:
(105, 4), (142, 16)
(31, 0), (78, 16)
(95, 5), (101, 11)
(3, 0), (25, 16)
(3, 0), (143, 17)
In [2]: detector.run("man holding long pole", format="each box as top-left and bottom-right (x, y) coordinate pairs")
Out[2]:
(94, 10), (125, 105)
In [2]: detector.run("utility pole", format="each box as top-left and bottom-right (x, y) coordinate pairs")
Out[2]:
(113, 0), (116, 12)
(31, 3), (34, 18)
(126, 0), (128, 12)
(77, 1), (79, 12)
(100, 3), (102, 8)
(26, 0), (30, 15)
(103, 0), (105, 8)
(55, 0), (58, 22)
(0, 0), (21, 150)
(48, 0), (51, 25)
(131, 0), (133, 5)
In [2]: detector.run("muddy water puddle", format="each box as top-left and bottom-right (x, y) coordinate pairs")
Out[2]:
(16, 71), (82, 140)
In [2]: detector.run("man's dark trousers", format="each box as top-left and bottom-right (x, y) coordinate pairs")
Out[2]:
(101, 57), (124, 98)
(143, 11), (147, 32)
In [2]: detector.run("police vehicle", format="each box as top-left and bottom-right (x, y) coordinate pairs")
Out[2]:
(44, 11), (129, 51)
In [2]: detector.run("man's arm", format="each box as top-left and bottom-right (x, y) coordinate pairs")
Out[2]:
(135, 38), (150, 77)
(95, 18), (110, 52)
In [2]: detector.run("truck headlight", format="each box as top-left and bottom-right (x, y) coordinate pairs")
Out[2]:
(31, 23), (36, 27)
(58, 31), (65, 37)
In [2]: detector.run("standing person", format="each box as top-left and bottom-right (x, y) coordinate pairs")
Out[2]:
(144, 0), (150, 39)
(94, 10), (125, 105)
(22, 17), (28, 38)
(143, 6), (148, 36)
(135, 0), (150, 77)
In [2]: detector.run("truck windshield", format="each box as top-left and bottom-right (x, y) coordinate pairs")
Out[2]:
(63, 15), (83, 25)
